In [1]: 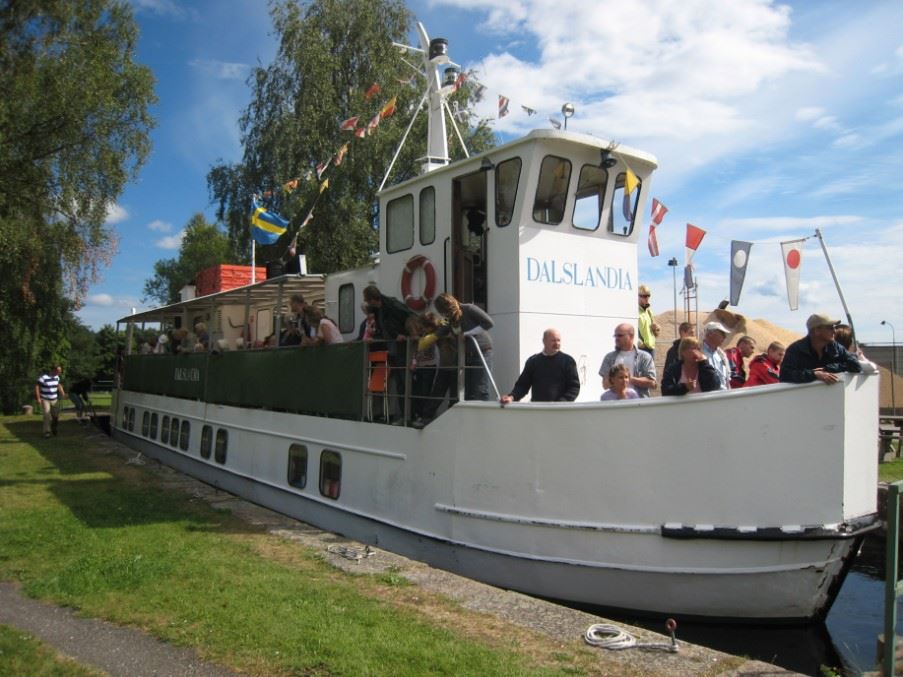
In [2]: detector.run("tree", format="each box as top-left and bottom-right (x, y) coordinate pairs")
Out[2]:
(208, 0), (494, 274)
(143, 213), (236, 306)
(0, 0), (155, 413)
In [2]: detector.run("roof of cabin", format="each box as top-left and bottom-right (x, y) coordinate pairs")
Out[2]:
(118, 274), (327, 325)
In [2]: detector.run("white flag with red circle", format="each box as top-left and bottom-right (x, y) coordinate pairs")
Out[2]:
(780, 238), (805, 310)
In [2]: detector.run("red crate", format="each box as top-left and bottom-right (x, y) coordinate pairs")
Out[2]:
(195, 265), (267, 296)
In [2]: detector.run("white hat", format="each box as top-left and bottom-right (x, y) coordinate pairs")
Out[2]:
(703, 321), (729, 335)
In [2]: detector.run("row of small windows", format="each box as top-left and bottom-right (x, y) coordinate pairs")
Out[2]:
(122, 407), (342, 501)
(384, 155), (639, 252)
(121, 406), (227, 465)
(287, 444), (342, 500)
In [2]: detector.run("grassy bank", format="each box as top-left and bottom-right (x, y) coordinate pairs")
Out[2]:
(0, 415), (594, 676)
(0, 625), (100, 676)
(880, 456), (903, 483)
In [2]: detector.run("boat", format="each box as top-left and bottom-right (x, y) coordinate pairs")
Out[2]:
(114, 23), (880, 622)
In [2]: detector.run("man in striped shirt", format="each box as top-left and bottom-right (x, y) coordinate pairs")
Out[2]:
(35, 365), (66, 437)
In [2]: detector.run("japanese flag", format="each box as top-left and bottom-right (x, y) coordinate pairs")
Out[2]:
(781, 239), (805, 311)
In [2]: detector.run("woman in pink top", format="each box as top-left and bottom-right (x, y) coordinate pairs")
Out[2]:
(302, 306), (344, 346)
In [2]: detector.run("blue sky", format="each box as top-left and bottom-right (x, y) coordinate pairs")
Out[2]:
(80, 0), (903, 344)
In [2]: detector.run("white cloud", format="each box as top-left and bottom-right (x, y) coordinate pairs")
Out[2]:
(795, 106), (824, 121)
(130, 0), (197, 20)
(189, 58), (251, 81)
(718, 215), (864, 232)
(155, 231), (185, 249)
(147, 219), (172, 232)
(104, 203), (128, 225)
(87, 294), (115, 307)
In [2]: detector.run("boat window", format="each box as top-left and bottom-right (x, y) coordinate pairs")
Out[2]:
(609, 171), (641, 236)
(386, 194), (414, 253)
(179, 420), (190, 451)
(128, 407), (136, 432)
(200, 425), (212, 459)
(495, 157), (521, 227)
(141, 411), (149, 437)
(161, 415), (170, 444)
(573, 165), (608, 231)
(121, 406), (129, 430)
(150, 413), (158, 440)
(287, 444), (308, 489)
(338, 283), (355, 334)
(420, 186), (436, 245)
(214, 429), (228, 464)
(532, 155), (571, 225)
(319, 450), (341, 500)
(170, 418), (180, 447)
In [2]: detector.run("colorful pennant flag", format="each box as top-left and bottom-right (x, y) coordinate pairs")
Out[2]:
(730, 241), (753, 306)
(365, 83), (380, 100)
(498, 95), (510, 118)
(648, 225), (660, 257)
(300, 211), (314, 228)
(685, 224), (706, 254)
(453, 72), (467, 91)
(354, 127), (367, 139)
(339, 116), (359, 131)
(521, 105), (536, 116)
(379, 96), (397, 119)
(333, 143), (349, 167)
(684, 264), (695, 290)
(549, 116), (561, 130)
(282, 178), (299, 193)
(781, 238), (805, 311)
(250, 198), (288, 245)
(473, 84), (486, 102)
(319, 178), (329, 194)
(367, 113), (381, 134)
(625, 168), (639, 195)
(649, 198), (668, 226)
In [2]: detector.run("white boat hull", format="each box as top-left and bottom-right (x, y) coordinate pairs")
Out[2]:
(112, 373), (879, 621)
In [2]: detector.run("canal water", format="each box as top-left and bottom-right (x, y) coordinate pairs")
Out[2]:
(581, 535), (891, 675)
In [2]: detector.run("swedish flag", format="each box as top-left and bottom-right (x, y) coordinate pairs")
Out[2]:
(250, 198), (288, 245)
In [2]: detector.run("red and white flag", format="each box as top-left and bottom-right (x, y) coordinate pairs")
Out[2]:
(781, 238), (805, 311)
(354, 127), (367, 139)
(367, 113), (380, 134)
(646, 198), (667, 257)
(498, 95), (510, 118)
(339, 116), (359, 131)
(315, 161), (328, 181)
(648, 225), (660, 257)
(364, 82), (380, 100)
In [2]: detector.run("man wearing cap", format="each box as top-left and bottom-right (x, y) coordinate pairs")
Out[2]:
(701, 321), (731, 390)
(637, 285), (660, 359)
(779, 313), (862, 384)
(599, 323), (657, 398)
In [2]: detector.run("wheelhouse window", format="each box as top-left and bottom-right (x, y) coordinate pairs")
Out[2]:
(338, 284), (355, 334)
(121, 406), (129, 430)
(609, 172), (641, 236)
(161, 416), (170, 445)
(141, 411), (149, 437)
(419, 186), (436, 245)
(200, 425), (212, 460)
(386, 194), (414, 253)
(573, 165), (608, 231)
(319, 450), (342, 499)
(214, 429), (228, 464)
(495, 157), (521, 227)
(128, 407), (136, 432)
(150, 413), (158, 440)
(179, 420), (190, 451)
(287, 444), (308, 489)
(532, 155), (571, 225)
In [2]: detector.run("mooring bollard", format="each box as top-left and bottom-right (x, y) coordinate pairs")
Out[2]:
(21, 405), (33, 415)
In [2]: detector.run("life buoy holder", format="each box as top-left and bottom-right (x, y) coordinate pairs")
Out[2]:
(401, 255), (437, 311)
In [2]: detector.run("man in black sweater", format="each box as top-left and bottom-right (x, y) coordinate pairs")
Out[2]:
(500, 329), (580, 404)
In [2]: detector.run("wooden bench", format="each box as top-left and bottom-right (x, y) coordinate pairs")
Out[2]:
(881, 423), (903, 461)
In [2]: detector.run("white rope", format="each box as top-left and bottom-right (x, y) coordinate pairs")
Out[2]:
(125, 453), (145, 466)
(584, 624), (678, 653)
(326, 544), (374, 562)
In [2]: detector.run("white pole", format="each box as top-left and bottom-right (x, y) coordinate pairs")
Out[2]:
(814, 228), (856, 348)
(251, 240), (256, 285)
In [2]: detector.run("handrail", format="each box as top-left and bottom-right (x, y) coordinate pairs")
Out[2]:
(467, 334), (500, 401)
(884, 481), (903, 676)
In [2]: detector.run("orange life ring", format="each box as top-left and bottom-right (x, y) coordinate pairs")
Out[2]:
(401, 255), (437, 311)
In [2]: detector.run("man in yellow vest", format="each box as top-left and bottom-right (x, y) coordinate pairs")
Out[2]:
(637, 284), (660, 359)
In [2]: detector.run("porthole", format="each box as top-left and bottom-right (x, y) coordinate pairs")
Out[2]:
(141, 411), (150, 437)
(319, 450), (342, 500)
(161, 416), (170, 445)
(179, 420), (190, 451)
(214, 429), (228, 464)
(200, 425), (212, 459)
(170, 418), (180, 447)
(288, 444), (308, 489)
(150, 413), (158, 440)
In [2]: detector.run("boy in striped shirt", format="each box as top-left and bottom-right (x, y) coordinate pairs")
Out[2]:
(35, 365), (66, 437)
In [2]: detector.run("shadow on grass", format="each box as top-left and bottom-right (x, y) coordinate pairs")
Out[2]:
(4, 418), (258, 536)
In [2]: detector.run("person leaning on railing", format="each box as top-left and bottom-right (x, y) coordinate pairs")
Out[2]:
(780, 314), (863, 385)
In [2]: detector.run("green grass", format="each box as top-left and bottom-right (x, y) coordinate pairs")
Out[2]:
(0, 624), (101, 676)
(880, 456), (903, 483)
(0, 415), (588, 677)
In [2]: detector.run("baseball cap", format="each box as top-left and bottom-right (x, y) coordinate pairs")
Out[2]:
(806, 313), (839, 330)
(703, 321), (729, 335)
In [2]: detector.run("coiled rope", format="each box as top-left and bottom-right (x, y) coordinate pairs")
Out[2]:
(326, 544), (374, 562)
(584, 619), (679, 653)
